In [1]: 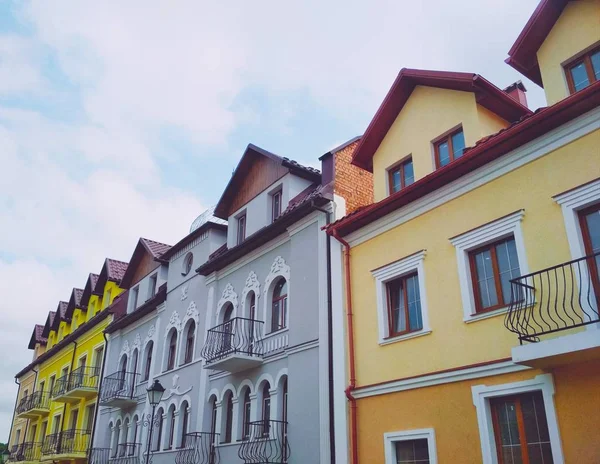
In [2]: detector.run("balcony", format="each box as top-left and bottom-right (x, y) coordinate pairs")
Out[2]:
(8, 442), (42, 462)
(99, 371), (141, 408)
(201, 318), (264, 373)
(41, 429), (91, 461)
(88, 448), (111, 464)
(175, 432), (220, 464)
(505, 252), (600, 368)
(16, 391), (50, 419)
(238, 420), (290, 464)
(52, 366), (100, 403)
(110, 442), (141, 464)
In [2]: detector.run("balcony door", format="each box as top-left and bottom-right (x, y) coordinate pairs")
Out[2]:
(222, 304), (234, 354)
(579, 204), (600, 310)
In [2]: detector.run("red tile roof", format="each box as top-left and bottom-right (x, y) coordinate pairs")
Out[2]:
(106, 259), (129, 282)
(140, 238), (172, 260)
(28, 324), (47, 350)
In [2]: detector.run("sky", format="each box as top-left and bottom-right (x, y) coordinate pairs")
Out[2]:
(0, 0), (546, 442)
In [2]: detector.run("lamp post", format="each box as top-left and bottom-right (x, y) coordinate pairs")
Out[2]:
(144, 379), (165, 464)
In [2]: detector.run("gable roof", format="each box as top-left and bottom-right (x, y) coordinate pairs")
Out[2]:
(329, 79), (600, 237)
(506, 0), (570, 86)
(95, 258), (129, 295)
(80, 273), (99, 308)
(351, 68), (533, 171)
(119, 237), (172, 289)
(28, 324), (47, 350)
(50, 301), (69, 331)
(214, 144), (321, 220)
(64, 288), (84, 320)
(41, 311), (56, 338)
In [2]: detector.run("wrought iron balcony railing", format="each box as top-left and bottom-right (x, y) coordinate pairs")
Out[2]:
(201, 317), (264, 365)
(41, 429), (91, 456)
(8, 442), (42, 462)
(99, 371), (141, 406)
(16, 390), (50, 416)
(505, 252), (600, 343)
(238, 420), (290, 464)
(52, 366), (100, 399)
(111, 442), (141, 463)
(175, 432), (220, 464)
(88, 447), (111, 464)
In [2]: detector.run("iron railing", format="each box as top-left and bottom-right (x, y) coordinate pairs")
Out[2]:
(111, 442), (142, 463)
(16, 390), (50, 415)
(238, 420), (290, 464)
(41, 429), (91, 456)
(100, 371), (141, 404)
(201, 317), (264, 365)
(52, 366), (100, 398)
(505, 252), (600, 343)
(8, 442), (42, 461)
(89, 447), (111, 464)
(175, 432), (220, 464)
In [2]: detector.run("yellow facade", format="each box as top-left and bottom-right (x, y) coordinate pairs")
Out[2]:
(537, 0), (600, 105)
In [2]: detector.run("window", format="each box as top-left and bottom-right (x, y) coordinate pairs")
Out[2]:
(261, 383), (271, 436)
(242, 389), (251, 440)
(130, 287), (139, 312)
(271, 279), (288, 332)
(579, 203), (600, 294)
(272, 190), (282, 222)
(384, 429), (437, 464)
(372, 251), (431, 344)
(468, 237), (521, 313)
(182, 253), (193, 276)
(167, 405), (176, 449)
(84, 403), (95, 433)
(386, 273), (423, 337)
(144, 341), (154, 381)
(434, 128), (465, 168)
(94, 346), (104, 374)
(180, 402), (189, 447)
(70, 409), (79, 430)
(237, 213), (247, 244)
(148, 274), (157, 299)
(167, 330), (177, 371)
(183, 321), (195, 365)
(565, 46), (600, 94)
(49, 375), (56, 397)
(388, 158), (414, 194)
(224, 393), (234, 443)
(153, 409), (164, 451)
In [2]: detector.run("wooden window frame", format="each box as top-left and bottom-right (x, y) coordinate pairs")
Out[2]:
(468, 236), (518, 314)
(385, 272), (421, 338)
(564, 45), (600, 94)
(183, 322), (195, 365)
(237, 213), (247, 245)
(143, 342), (153, 381)
(271, 280), (288, 333)
(387, 156), (413, 195)
(167, 332), (177, 371)
(578, 203), (600, 304)
(271, 189), (282, 223)
(433, 127), (464, 169)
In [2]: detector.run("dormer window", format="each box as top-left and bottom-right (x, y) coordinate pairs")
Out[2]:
(565, 46), (600, 94)
(148, 274), (157, 299)
(271, 190), (282, 222)
(237, 212), (247, 244)
(388, 157), (414, 195)
(129, 286), (139, 312)
(434, 128), (465, 169)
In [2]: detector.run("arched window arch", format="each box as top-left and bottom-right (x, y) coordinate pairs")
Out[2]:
(166, 329), (178, 371)
(153, 408), (164, 451)
(222, 391), (234, 444)
(182, 320), (196, 365)
(271, 278), (288, 332)
(118, 355), (128, 389)
(166, 404), (176, 450)
(241, 387), (252, 440)
(179, 401), (190, 447)
(182, 252), (193, 276)
(143, 341), (154, 381)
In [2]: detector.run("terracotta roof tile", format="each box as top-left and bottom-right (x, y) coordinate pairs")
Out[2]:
(48, 311), (56, 327)
(57, 301), (68, 318)
(90, 273), (99, 291)
(282, 183), (325, 216)
(34, 325), (47, 343)
(140, 238), (172, 259)
(106, 259), (129, 282)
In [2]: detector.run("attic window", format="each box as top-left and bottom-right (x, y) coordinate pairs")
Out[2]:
(271, 189), (282, 222)
(565, 46), (600, 94)
(434, 128), (465, 169)
(388, 157), (414, 195)
(237, 213), (247, 245)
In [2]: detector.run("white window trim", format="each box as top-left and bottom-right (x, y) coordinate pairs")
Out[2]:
(383, 428), (437, 464)
(471, 373), (564, 464)
(553, 178), (600, 260)
(372, 250), (431, 345)
(449, 210), (529, 322)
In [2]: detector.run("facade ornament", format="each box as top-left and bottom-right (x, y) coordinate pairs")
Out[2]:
(165, 310), (182, 333)
(181, 285), (189, 301)
(264, 256), (291, 296)
(217, 283), (238, 316)
(241, 271), (261, 318)
(161, 374), (193, 401)
(120, 340), (130, 358)
(181, 301), (199, 328)
(133, 333), (141, 351)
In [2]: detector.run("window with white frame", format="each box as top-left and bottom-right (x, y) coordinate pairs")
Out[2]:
(384, 428), (437, 464)
(129, 286), (139, 313)
(148, 274), (157, 299)
(450, 210), (528, 322)
(372, 250), (430, 344)
(471, 374), (563, 464)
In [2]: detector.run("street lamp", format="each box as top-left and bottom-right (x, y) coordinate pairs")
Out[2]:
(145, 380), (165, 464)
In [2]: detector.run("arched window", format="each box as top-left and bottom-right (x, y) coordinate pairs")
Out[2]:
(271, 279), (288, 332)
(183, 321), (196, 365)
(223, 392), (234, 443)
(118, 355), (128, 390)
(261, 383), (271, 436)
(130, 350), (138, 379)
(166, 405), (176, 450)
(121, 418), (130, 457)
(242, 389), (252, 440)
(153, 408), (164, 451)
(180, 401), (189, 447)
(113, 419), (122, 457)
(247, 292), (256, 320)
(132, 416), (139, 451)
(209, 397), (217, 437)
(166, 330), (178, 371)
(182, 252), (193, 276)
(143, 341), (153, 381)
(221, 304), (234, 353)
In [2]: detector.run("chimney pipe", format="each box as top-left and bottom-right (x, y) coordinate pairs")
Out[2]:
(503, 80), (528, 108)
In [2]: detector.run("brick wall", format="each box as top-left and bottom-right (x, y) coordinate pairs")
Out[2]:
(333, 141), (374, 213)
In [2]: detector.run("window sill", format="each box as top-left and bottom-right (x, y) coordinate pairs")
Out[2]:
(464, 306), (509, 323)
(379, 329), (431, 346)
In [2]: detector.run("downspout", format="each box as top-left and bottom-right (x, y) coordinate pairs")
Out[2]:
(88, 332), (110, 453)
(331, 229), (358, 464)
(312, 203), (336, 464)
(8, 377), (22, 451)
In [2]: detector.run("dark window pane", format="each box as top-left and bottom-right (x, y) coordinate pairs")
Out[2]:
(403, 161), (414, 186)
(475, 250), (498, 309)
(391, 170), (401, 193)
(452, 131), (466, 158)
(496, 239), (521, 304)
(406, 275), (422, 331)
(591, 51), (600, 80)
(437, 141), (450, 167)
(570, 62), (590, 91)
(395, 439), (429, 463)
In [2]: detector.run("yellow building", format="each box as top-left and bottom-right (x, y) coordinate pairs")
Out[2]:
(329, 0), (600, 463)
(10, 259), (128, 464)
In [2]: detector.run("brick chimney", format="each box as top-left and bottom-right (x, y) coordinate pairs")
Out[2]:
(320, 136), (373, 215)
(503, 80), (528, 108)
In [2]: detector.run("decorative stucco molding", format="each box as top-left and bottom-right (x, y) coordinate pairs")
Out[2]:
(217, 283), (238, 320)
(241, 271), (260, 318)
(180, 285), (189, 301)
(181, 301), (199, 328)
(165, 310), (182, 334)
(263, 256), (290, 296)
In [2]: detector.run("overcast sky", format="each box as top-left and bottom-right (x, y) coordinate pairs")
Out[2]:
(0, 0), (545, 441)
